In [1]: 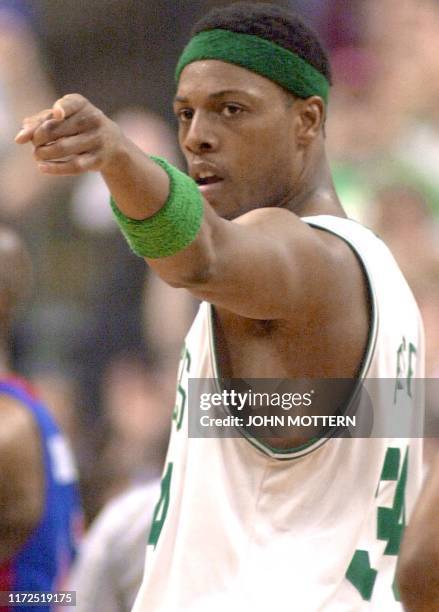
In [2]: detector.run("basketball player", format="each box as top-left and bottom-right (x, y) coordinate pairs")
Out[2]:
(0, 227), (82, 611)
(16, 3), (424, 610)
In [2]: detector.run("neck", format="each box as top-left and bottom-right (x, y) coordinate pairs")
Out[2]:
(281, 145), (344, 218)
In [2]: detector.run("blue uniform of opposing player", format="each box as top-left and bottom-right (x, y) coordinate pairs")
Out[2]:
(0, 378), (82, 612)
(0, 227), (82, 612)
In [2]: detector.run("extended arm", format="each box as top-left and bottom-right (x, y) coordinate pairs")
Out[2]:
(16, 95), (361, 322)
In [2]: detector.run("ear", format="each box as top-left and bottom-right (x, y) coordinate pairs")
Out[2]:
(295, 96), (325, 145)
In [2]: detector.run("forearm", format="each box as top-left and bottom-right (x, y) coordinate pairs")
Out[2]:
(101, 134), (170, 221)
(15, 94), (225, 292)
(105, 147), (221, 287)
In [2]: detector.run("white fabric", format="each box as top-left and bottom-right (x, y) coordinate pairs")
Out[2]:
(133, 216), (424, 611)
(69, 481), (159, 612)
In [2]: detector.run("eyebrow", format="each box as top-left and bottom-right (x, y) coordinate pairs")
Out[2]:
(174, 89), (254, 104)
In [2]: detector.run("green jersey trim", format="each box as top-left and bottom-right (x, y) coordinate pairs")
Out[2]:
(206, 216), (379, 460)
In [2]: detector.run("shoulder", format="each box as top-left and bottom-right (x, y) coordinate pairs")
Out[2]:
(234, 208), (362, 263)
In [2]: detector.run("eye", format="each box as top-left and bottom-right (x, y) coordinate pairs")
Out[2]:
(177, 108), (194, 123)
(222, 104), (244, 118)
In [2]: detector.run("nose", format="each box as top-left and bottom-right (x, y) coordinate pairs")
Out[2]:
(183, 111), (219, 155)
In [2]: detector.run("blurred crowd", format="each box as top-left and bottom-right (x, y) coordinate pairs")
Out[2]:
(1, 0), (438, 529)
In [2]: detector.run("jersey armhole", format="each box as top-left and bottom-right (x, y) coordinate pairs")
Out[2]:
(206, 218), (379, 461)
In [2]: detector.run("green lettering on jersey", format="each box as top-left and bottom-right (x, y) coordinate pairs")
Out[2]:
(346, 446), (409, 601)
(377, 447), (408, 555)
(394, 338), (417, 402)
(346, 550), (377, 601)
(379, 447), (400, 481)
(148, 462), (173, 549)
(173, 346), (191, 431)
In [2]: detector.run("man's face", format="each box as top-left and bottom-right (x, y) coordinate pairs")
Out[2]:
(174, 60), (301, 219)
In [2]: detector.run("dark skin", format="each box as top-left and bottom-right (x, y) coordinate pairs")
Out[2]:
(0, 397), (44, 562)
(0, 228), (44, 561)
(16, 60), (369, 447)
(397, 451), (439, 611)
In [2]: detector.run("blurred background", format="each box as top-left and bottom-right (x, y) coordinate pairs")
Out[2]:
(1, 0), (439, 524)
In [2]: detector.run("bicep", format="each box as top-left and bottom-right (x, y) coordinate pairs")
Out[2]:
(149, 206), (345, 320)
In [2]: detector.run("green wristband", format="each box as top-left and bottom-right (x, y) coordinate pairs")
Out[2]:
(110, 156), (203, 259)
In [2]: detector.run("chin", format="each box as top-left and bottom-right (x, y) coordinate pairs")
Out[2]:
(204, 196), (240, 220)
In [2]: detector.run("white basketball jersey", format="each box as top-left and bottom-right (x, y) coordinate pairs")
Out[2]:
(133, 216), (424, 612)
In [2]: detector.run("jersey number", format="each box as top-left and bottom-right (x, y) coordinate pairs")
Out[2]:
(346, 446), (408, 601)
(148, 347), (191, 548)
(173, 346), (191, 431)
(148, 462), (173, 549)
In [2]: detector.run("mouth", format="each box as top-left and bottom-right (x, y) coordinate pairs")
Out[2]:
(195, 174), (223, 187)
(191, 170), (225, 199)
(189, 163), (224, 186)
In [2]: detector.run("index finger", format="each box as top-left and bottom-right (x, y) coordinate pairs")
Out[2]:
(52, 94), (88, 121)
(15, 110), (53, 144)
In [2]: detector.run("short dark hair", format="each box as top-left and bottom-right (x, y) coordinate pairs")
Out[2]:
(191, 2), (332, 85)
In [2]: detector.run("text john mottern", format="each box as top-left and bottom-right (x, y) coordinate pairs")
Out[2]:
(199, 389), (356, 428)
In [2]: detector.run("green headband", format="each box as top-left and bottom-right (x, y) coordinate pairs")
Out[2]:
(175, 29), (329, 104)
